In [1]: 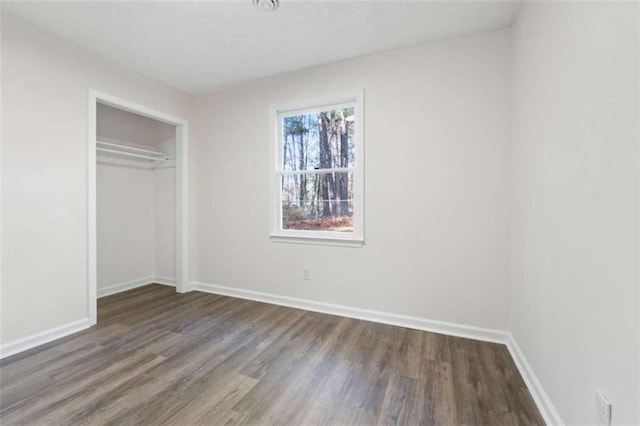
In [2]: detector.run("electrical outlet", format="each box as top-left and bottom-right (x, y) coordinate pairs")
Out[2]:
(302, 268), (311, 281)
(596, 391), (612, 426)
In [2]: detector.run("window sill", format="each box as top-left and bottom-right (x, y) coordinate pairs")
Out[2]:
(270, 234), (364, 248)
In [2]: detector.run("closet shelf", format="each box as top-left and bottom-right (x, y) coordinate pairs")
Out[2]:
(97, 140), (174, 162)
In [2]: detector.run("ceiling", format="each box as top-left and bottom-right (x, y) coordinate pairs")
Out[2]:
(2, 1), (521, 95)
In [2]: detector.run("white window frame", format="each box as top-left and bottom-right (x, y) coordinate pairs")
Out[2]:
(270, 90), (364, 247)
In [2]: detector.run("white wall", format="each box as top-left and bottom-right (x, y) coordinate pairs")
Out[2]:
(97, 163), (176, 290)
(510, 2), (639, 424)
(97, 164), (154, 289)
(191, 29), (512, 330)
(97, 103), (176, 148)
(154, 167), (176, 281)
(1, 14), (191, 344)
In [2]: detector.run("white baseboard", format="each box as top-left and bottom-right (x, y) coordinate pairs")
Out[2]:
(506, 333), (564, 426)
(153, 276), (177, 286)
(98, 276), (176, 298)
(188, 281), (508, 344)
(1, 277), (176, 360)
(0, 318), (92, 360)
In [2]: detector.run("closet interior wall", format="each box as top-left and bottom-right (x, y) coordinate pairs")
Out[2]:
(96, 103), (177, 295)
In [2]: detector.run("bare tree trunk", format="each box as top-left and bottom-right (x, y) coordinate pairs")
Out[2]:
(319, 113), (332, 217)
(291, 133), (299, 201)
(329, 173), (337, 217)
(298, 132), (306, 208)
(339, 128), (349, 215)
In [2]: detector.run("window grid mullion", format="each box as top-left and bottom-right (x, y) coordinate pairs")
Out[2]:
(277, 167), (356, 176)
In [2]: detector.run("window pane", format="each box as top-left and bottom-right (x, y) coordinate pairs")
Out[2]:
(281, 172), (353, 232)
(282, 107), (355, 172)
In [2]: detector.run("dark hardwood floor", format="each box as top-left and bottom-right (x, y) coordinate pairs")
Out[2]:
(0, 284), (544, 425)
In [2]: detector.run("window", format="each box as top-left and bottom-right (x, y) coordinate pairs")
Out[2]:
(270, 92), (364, 246)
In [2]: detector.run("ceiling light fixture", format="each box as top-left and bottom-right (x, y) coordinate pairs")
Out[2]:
(253, 0), (280, 12)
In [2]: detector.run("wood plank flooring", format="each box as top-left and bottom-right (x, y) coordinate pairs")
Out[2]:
(0, 284), (544, 425)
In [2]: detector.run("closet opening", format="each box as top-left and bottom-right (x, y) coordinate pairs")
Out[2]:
(87, 90), (189, 325)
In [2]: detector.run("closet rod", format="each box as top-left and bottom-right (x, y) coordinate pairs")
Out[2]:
(97, 140), (167, 157)
(97, 147), (171, 161)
